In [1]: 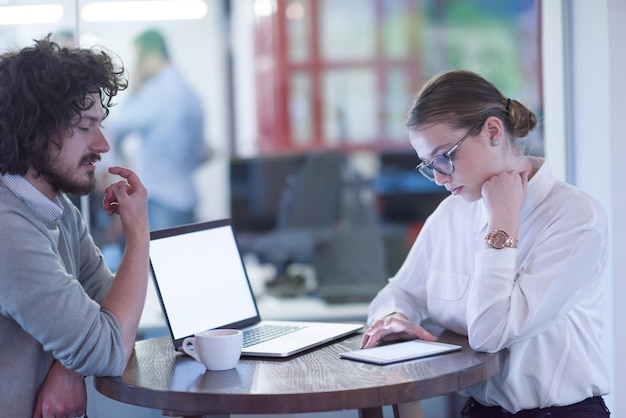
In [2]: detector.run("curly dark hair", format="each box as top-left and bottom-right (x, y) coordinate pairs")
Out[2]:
(0, 34), (127, 175)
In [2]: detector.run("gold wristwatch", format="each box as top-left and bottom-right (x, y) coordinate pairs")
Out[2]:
(484, 230), (518, 249)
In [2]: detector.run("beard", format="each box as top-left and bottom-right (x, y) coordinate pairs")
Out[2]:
(38, 154), (99, 196)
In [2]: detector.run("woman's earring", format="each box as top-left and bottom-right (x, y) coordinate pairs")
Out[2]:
(491, 140), (499, 146)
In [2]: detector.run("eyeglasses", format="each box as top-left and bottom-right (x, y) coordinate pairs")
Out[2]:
(415, 120), (485, 182)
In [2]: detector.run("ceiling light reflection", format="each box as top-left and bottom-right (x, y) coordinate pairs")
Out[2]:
(0, 4), (64, 25)
(254, 0), (276, 17)
(82, 0), (208, 22)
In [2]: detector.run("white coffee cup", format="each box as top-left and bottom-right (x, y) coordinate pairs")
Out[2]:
(182, 329), (243, 371)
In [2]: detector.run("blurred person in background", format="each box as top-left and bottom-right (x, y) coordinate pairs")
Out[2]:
(107, 29), (209, 231)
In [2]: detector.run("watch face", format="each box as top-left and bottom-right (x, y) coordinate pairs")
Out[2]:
(490, 230), (508, 249)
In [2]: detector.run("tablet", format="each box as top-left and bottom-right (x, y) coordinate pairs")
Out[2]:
(339, 340), (462, 365)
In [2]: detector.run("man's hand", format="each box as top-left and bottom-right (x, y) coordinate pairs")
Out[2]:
(100, 166), (150, 364)
(33, 361), (86, 418)
(361, 313), (438, 349)
(102, 166), (149, 238)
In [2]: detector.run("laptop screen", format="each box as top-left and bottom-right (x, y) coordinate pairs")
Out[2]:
(149, 220), (260, 341)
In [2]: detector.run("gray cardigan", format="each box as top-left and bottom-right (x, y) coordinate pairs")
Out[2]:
(0, 180), (125, 416)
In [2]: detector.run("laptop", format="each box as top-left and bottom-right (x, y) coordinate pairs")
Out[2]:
(149, 218), (363, 358)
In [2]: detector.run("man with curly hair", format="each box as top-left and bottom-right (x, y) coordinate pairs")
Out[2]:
(0, 35), (150, 417)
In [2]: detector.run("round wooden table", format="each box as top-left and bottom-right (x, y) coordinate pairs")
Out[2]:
(95, 331), (502, 418)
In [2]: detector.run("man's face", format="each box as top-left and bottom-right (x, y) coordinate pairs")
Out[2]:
(39, 93), (110, 196)
(133, 48), (161, 87)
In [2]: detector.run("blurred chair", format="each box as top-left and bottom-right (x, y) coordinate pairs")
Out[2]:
(250, 151), (388, 302)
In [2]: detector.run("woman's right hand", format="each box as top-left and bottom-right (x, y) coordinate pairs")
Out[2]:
(481, 170), (528, 237)
(361, 313), (438, 349)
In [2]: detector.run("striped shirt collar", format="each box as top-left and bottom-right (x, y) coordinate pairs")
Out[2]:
(1, 174), (64, 222)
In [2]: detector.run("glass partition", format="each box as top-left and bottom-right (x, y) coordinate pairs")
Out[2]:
(1, 0), (230, 270)
(252, 0), (542, 153)
(237, 0), (542, 303)
(2, 0), (542, 304)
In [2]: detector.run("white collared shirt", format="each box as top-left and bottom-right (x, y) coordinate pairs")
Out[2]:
(367, 159), (610, 413)
(0, 173), (63, 222)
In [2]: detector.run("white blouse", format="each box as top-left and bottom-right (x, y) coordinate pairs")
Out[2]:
(367, 159), (610, 413)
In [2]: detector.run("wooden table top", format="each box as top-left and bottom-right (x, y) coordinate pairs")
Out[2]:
(94, 331), (502, 416)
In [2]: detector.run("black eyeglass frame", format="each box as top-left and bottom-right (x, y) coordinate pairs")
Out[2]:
(415, 119), (485, 182)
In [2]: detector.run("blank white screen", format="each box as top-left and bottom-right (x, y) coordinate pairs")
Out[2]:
(149, 225), (258, 339)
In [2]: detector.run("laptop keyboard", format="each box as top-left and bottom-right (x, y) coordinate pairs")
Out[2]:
(243, 324), (306, 348)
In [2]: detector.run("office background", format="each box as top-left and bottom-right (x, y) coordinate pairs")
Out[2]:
(1, 0), (624, 417)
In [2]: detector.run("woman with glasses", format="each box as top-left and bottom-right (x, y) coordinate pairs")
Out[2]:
(361, 70), (610, 417)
